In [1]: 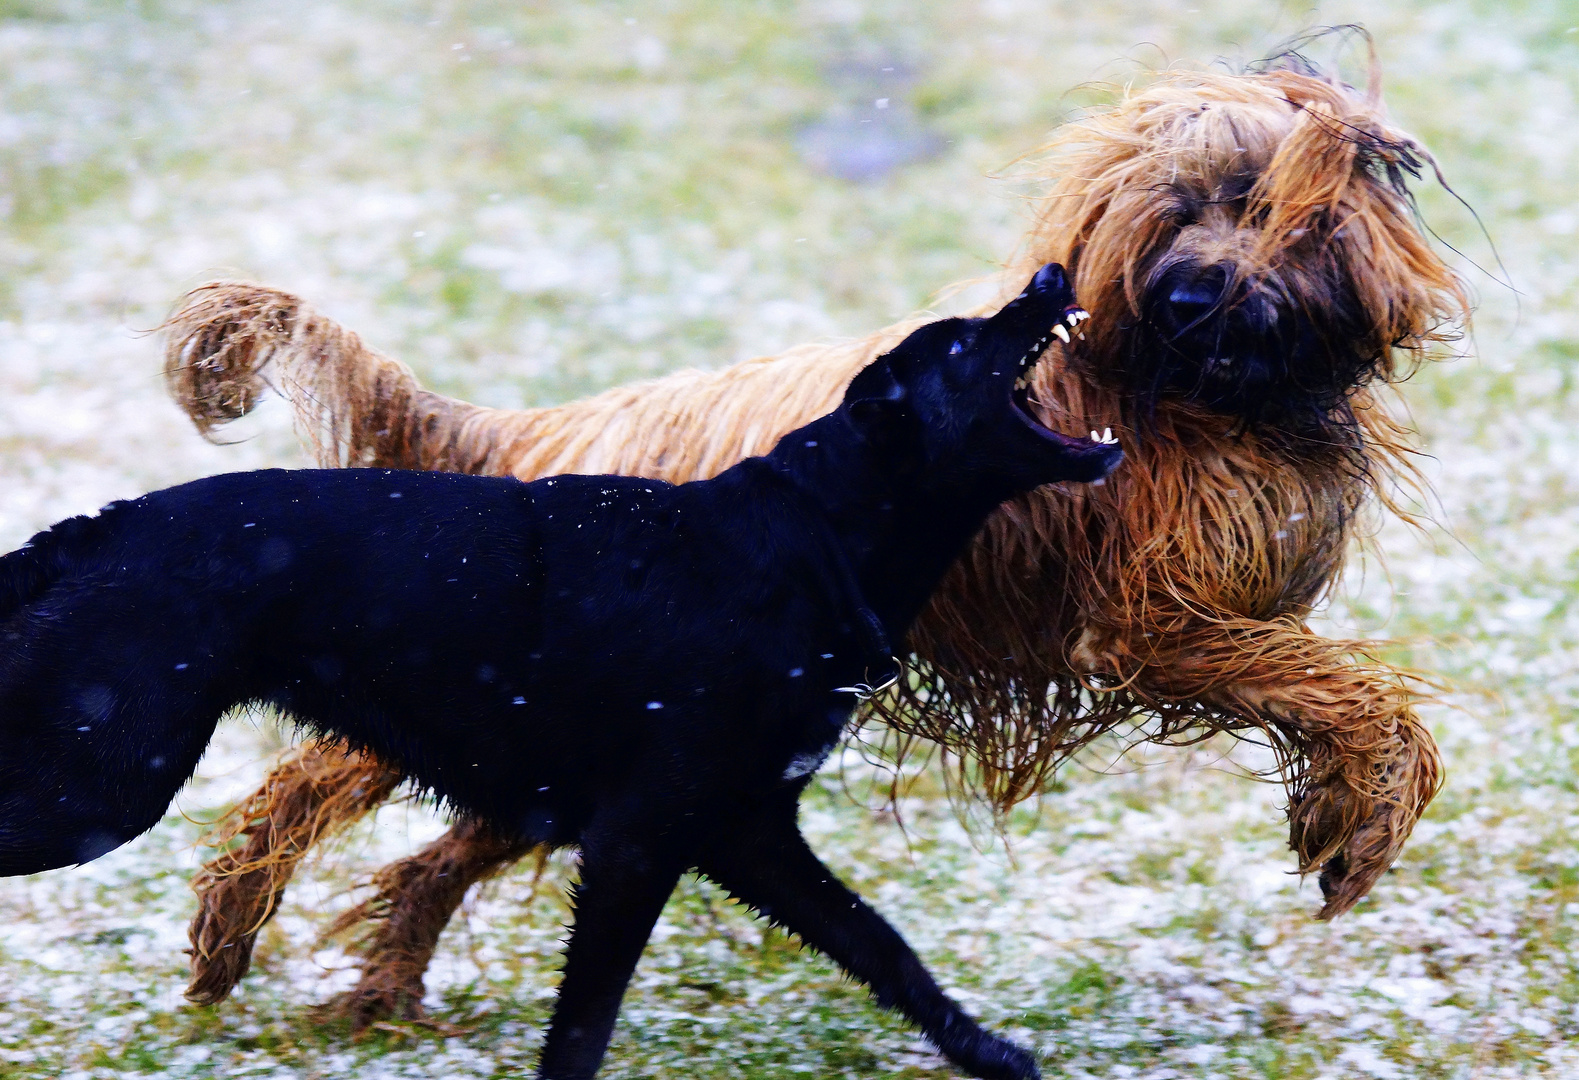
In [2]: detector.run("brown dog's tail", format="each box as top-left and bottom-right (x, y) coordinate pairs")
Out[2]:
(162, 281), (502, 472)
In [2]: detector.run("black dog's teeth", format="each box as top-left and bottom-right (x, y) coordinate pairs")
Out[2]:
(1012, 307), (1090, 395)
(1012, 310), (1086, 393)
(1013, 333), (1057, 392)
(1051, 307), (1089, 343)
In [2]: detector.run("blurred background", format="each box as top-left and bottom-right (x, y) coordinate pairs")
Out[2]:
(1, 1), (1577, 1077)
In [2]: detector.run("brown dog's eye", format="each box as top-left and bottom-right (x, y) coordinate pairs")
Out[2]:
(1214, 170), (1257, 206)
(1160, 184), (1199, 227)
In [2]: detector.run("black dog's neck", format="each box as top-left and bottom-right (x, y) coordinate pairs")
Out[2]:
(758, 412), (1020, 644)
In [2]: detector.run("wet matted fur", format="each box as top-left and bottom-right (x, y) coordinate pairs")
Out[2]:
(163, 60), (1467, 1022)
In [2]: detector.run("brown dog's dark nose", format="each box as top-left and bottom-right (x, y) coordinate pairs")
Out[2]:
(1164, 280), (1223, 332)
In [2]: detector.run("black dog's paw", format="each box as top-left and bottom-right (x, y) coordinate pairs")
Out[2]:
(937, 1027), (1041, 1080)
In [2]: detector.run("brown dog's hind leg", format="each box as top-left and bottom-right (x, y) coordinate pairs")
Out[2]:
(325, 818), (534, 1031)
(186, 741), (402, 1005)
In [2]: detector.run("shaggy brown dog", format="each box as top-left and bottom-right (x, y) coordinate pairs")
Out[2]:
(163, 60), (1466, 1026)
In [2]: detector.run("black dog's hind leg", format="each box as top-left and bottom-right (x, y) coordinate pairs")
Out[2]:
(695, 794), (1040, 1080)
(536, 810), (688, 1080)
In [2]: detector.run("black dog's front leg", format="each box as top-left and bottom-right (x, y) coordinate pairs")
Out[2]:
(695, 796), (1039, 1080)
(537, 817), (686, 1080)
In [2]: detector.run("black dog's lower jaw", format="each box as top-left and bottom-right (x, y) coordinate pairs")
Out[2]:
(0, 264), (1115, 1079)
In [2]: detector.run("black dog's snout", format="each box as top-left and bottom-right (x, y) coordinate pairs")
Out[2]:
(1027, 261), (1070, 297)
(1003, 262), (1075, 316)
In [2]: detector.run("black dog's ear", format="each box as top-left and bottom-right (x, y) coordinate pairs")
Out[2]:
(843, 356), (911, 441)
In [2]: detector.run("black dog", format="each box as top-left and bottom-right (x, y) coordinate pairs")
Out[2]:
(0, 264), (1120, 1079)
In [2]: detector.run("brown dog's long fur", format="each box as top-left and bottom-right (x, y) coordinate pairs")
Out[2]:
(164, 65), (1466, 1022)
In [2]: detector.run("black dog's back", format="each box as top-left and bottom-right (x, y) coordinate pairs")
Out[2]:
(0, 469), (543, 870)
(0, 466), (878, 873)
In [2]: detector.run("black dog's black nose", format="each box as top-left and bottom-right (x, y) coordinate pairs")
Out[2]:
(1001, 262), (1076, 320)
(1027, 262), (1070, 296)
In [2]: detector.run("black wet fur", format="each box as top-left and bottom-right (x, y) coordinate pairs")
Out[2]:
(0, 264), (1120, 1080)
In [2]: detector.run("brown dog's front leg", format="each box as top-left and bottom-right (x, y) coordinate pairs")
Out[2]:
(1104, 616), (1442, 919)
(1212, 655), (1440, 918)
(695, 794), (1039, 1080)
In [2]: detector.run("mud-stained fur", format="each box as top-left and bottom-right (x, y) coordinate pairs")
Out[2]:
(162, 59), (1466, 1020)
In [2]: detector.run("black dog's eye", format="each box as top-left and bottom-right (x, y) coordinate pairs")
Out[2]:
(949, 331), (978, 355)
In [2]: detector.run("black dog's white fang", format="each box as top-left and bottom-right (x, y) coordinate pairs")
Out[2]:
(0, 263), (1119, 1079)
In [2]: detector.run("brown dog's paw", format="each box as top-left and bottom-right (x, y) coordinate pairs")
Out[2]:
(320, 982), (470, 1039)
(184, 935), (257, 1006)
(1310, 800), (1407, 920)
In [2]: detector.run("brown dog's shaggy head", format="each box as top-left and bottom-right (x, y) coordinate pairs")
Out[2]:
(882, 60), (1468, 916)
(1018, 62), (1467, 440)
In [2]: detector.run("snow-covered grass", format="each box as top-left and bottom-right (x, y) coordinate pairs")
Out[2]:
(1, 0), (1577, 1076)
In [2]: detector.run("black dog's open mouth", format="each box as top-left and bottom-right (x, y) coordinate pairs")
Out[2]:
(1009, 304), (1115, 448)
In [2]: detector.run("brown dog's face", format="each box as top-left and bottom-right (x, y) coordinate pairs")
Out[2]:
(1038, 68), (1469, 440)
(1135, 161), (1379, 428)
